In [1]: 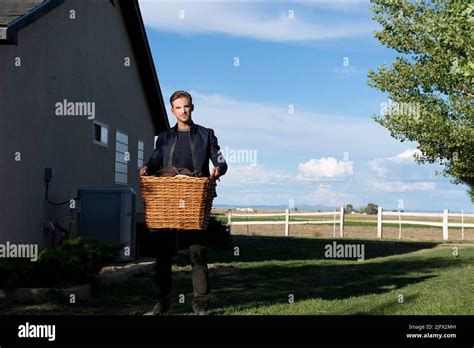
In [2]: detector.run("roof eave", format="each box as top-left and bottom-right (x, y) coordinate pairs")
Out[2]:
(0, 0), (168, 136)
(0, 26), (16, 44)
(0, 0), (65, 45)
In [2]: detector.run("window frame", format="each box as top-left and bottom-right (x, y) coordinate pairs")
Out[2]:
(92, 120), (109, 147)
(137, 139), (144, 169)
(115, 129), (129, 185)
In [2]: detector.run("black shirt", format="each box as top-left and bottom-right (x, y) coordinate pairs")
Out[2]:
(172, 129), (194, 171)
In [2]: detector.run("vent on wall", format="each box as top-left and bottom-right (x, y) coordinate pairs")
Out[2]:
(75, 187), (136, 261)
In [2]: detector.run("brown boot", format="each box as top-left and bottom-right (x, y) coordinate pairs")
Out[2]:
(151, 297), (171, 315)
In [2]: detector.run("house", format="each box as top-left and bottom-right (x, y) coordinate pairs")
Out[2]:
(236, 208), (255, 213)
(0, 0), (169, 247)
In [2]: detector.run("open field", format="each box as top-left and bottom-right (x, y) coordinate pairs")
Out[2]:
(211, 211), (474, 241)
(226, 224), (474, 241)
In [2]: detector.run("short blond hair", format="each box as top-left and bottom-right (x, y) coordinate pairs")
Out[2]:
(170, 91), (192, 106)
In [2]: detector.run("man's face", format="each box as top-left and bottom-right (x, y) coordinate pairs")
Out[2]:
(171, 97), (193, 123)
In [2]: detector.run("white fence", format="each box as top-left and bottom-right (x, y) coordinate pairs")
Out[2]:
(227, 207), (345, 238)
(226, 207), (474, 240)
(377, 207), (474, 240)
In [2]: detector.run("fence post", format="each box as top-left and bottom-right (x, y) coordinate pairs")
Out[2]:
(461, 209), (464, 241)
(227, 210), (232, 234)
(285, 209), (290, 236)
(339, 206), (344, 238)
(442, 209), (449, 241)
(398, 210), (402, 240)
(377, 206), (383, 238)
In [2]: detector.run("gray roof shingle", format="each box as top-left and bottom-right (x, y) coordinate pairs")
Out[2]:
(0, 0), (44, 27)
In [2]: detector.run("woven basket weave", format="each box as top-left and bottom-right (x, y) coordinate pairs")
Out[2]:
(140, 175), (217, 230)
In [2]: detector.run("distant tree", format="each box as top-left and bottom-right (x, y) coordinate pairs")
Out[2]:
(345, 204), (354, 214)
(365, 203), (379, 215)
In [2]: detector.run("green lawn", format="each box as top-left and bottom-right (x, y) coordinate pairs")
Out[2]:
(1, 235), (473, 315)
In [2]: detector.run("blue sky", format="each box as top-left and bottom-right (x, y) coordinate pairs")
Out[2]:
(138, 0), (473, 212)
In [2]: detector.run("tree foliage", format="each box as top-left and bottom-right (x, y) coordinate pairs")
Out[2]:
(368, 0), (474, 201)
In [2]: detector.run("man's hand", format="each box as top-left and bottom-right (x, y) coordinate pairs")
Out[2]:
(210, 167), (220, 179)
(140, 166), (148, 176)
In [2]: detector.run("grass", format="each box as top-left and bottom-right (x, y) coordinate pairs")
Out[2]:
(1, 235), (473, 315)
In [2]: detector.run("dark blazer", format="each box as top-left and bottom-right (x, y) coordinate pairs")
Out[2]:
(145, 121), (228, 177)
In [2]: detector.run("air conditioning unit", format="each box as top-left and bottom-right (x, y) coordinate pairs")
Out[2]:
(75, 187), (136, 261)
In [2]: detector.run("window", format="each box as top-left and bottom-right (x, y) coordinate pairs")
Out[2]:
(115, 130), (128, 185)
(93, 121), (108, 146)
(138, 140), (144, 168)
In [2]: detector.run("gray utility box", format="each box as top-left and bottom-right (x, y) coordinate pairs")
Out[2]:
(76, 187), (136, 262)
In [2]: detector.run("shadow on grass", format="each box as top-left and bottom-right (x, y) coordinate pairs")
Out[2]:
(0, 235), (460, 315)
(165, 236), (460, 314)
(170, 255), (465, 315)
(173, 235), (440, 266)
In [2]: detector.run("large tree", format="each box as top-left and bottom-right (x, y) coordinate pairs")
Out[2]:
(368, 0), (473, 202)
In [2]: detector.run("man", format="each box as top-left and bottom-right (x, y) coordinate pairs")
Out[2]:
(140, 91), (227, 315)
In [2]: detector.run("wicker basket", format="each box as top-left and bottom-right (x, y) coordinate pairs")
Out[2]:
(140, 175), (217, 230)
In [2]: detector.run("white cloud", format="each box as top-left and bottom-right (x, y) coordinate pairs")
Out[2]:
(215, 189), (292, 207)
(371, 181), (436, 192)
(367, 149), (440, 192)
(302, 184), (351, 206)
(369, 149), (421, 174)
(296, 157), (353, 181)
(369, 148), (434, 180)
(390, 148), (422, 163)
(139, 1), (374, 42)
(369, 161), (387, 177)
(218, 164), (292, 187)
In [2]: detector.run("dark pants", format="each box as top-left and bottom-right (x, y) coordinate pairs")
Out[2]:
(154, 229), (210, 311)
